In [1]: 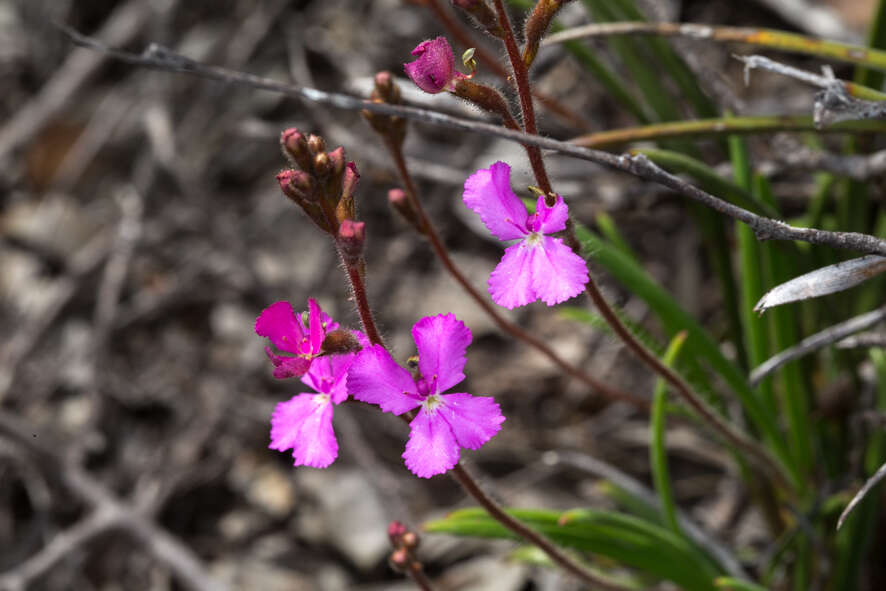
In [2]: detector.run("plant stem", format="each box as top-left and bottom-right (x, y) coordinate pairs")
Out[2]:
(491, 0), (552, 194)
(450, 464), (629, 590)
(341, 255), (385, 347)
(385, 139), (647, 409)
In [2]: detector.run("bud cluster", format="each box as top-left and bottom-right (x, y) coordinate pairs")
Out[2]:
(277, 129), (359, 236)
(362, 71), (408, 149)
(386, 521), (422, 574)
(278, 129), (366, 264)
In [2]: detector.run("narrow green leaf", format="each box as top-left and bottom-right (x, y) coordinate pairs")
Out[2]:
(427, 507), (722, 591)
(651, 331), (688, 536)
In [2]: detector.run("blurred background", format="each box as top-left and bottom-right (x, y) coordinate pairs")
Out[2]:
(0, 0), (880, 589)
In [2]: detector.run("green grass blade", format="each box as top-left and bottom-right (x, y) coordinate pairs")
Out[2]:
(651, 331), (688, 536)
(755, 174), (813, 488)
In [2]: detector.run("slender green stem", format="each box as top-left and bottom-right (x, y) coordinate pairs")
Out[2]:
(543, 21), (886, 73)
(571, 116), (886, 149)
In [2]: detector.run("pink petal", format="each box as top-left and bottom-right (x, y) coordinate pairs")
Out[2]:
(488, 242), (537, 309)
(530, 236), (589, 306)
(255, 301), (304, 354)
(301, 354), (355, 404)
(534, 194), (569, 234)
(308, 298), (324, 353)
(347, 345), (421, 415)
(270, 393), (337, 468)
(463, 162), (528, 241)
(438, 393), (505, 450)
(403, 407), (460, 478)
(265, 346), (312, 379)
(404, 37), (456, 94)
(411, 314), (472, 394)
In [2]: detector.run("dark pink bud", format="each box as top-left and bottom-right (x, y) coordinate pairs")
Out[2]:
(277, 169), (316, 202)
(388, 520), (407, 543)
(327, 147), (346, 178)
(337, 219), (366, 265)
(404, 37), (460, 94)
(280, 128), (312, 171)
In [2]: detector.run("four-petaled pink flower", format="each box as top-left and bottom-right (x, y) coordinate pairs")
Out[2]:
(255, 299), (333, 379)
(463, 161), (589, 309)
(347, 314), (505, 478)
(404, 37), (464, 94)
(270, 331), (368, 468)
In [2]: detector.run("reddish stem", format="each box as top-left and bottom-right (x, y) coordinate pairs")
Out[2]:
(490, 0), (552, 194)
(342, 255), (385, 347)
(451, 464), (628, 590)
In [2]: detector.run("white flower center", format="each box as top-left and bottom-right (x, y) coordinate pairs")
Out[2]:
(525, 231), (543, 247)
(421, 394), (443, 415)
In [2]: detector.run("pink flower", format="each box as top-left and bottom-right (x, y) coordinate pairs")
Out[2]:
(255, 299), (335, 379)
(347, 314), (505, 478)
(404, 37), (463, 94)
(463, 162), (589, 309)
(270, 333), (367, 468)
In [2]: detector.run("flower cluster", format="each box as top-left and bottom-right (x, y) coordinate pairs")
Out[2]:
(256, 301), (504, 477)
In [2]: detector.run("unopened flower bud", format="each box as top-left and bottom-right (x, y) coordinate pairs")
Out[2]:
(280, 128), (312, 171)
(401, 531), (419, 550)
(277, 170), (331, 233)
(452, 0), (504, 38)
(388, 521), (407, 544)
(336, 162), (359, 223)
(327, 147), (346, 178)
(337, 219), (366, 265)
(277, 169), (316, 203)
(388, 188), (425, 234)
(524, 0), (566, 67)
(314, 152), (331, 177)
(363, 72), (408, 148)
(307, 134), (325, 155)
(321, 329), (362, 355)
(404, 37), (463, 94)
(388, 549), (410, 573)
(372, 71), (401, 104)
